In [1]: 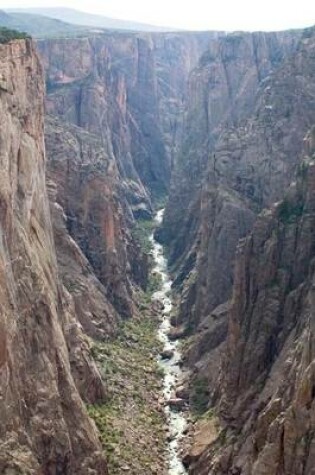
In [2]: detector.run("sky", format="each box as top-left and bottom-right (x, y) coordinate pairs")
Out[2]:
(1, 0), (315, 31)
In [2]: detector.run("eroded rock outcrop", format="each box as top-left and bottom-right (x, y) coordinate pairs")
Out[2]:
(156, 28), (315, 473)
(45, 115), (146, 320)
(37, 32), (219, 202)
(0, 39), (107, 474)
(190, 126), (315, 475)
(161, 28), (315, 332)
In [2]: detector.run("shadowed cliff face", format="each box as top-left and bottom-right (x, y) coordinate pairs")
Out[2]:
(0, 39), (108, 473)
(153, 28), (315, 474)
(161, 29), (315, 333)
(190, 127), (315, 475)
(37, 32), (218, 202)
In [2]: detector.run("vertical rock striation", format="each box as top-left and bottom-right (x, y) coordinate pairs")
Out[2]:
(191, 126), (315, 474)
(45, 115), (144, 320)
(0, 39), (107, 474)
(161, 28), (315, 331)
(156, 27), (315, 473)
(37, 32), (219, 202)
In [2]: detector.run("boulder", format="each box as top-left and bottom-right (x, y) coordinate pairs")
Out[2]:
(160, 349), (174, 360)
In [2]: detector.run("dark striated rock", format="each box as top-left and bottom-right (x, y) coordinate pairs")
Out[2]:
(190, 128), (315, 474)
(157, 28), (315, 474)
(161, 29), (315, 369)
(162, 29), (311, 328)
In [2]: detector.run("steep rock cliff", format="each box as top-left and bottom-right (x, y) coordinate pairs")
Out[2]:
(0, 39), (107, 474)
(45, 114), (146, 320)
(162, 28), (315, 332)
(189, 126), (315, 474)
(37, 32), (217, 202)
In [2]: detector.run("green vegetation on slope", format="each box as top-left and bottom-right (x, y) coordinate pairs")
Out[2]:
(132, 218), (155, 255)
(190, 375), (210, 416)
(278, 198), (304, 223)
(88, 306), (166, 475)
(0, 26), (29, 43)
(88, 216), (167, 474)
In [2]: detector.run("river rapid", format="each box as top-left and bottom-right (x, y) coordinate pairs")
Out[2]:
(150, 209), (188, 475)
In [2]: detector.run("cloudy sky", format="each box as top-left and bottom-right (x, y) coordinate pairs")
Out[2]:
(2, 0), (315, 31)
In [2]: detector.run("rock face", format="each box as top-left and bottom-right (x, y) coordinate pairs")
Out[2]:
(190, 126), (315, 474)
(161, 28), (315, 333)
(0, 39), (108, 473)
(45, 115), (144, 320)
(154, 27), (315, 474)
(37, 32), (219, 202)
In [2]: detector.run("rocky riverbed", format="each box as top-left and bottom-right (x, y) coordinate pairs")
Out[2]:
(150, 209), (189, 475)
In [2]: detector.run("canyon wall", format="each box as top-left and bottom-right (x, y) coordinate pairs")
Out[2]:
(37, 31), (217, 203)
(37, 31), (221, 324)
(190, 125), (315, 475)
(0, 39), (108, 474)
(45, 114), (144, 321)
(161, 28), (315, 332)
(160, 28), (315, 475)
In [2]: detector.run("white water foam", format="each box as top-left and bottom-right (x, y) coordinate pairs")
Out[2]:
(150, 209), (188, 475)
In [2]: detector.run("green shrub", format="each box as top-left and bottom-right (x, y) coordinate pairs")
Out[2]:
(0, 27), (30, 44)
(190, 376), (210, 416)
(147, 271), (162, 295)
(87, 311), (165, 473)
(132, 218), (154, 254)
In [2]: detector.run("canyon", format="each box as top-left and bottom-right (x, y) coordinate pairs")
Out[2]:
(0, 17), (314, 475)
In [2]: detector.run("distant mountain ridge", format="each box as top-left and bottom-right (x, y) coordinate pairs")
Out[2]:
(7, 7), (178, 32)
(0, 9), (89, 37)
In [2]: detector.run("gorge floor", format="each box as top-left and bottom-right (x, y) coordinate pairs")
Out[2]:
(151, 209), (189, 475)
(87, 209), (189, 475)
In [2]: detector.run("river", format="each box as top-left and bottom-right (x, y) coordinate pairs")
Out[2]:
(150, 209), (188, 475)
